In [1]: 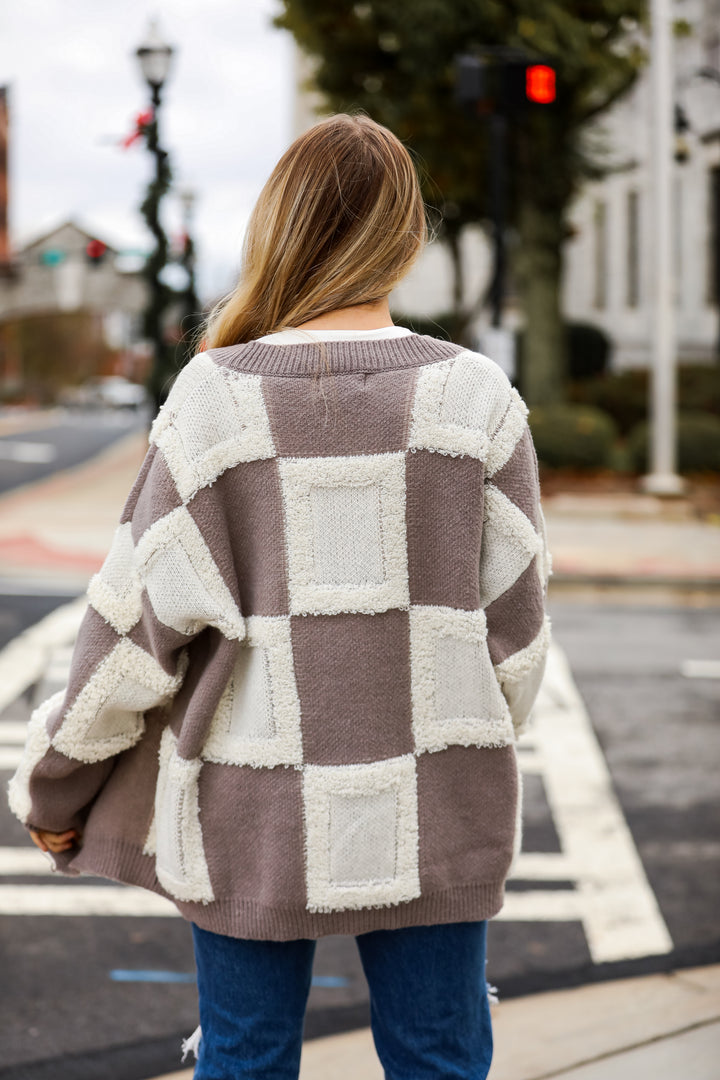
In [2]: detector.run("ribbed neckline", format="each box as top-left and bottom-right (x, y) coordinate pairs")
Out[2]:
(206, 332), (463, 377)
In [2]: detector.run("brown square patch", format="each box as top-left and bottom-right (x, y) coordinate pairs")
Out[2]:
(128, 592), (196, 676)
(416, 744), (518, 892)
(130, 447), (183, 544)
(262, 368), (418, 457)
(490, 426), (539, 528)
(199, 760), (307, 907)
(406, 450), (484, 610)
(291, 609), (413, 765)
(187, 458), (289, 617)
(60, 605), (124, 728)
(485, 560), (545, 665)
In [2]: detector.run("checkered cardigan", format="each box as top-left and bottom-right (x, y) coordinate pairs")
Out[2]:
(9, 333), (551, 940)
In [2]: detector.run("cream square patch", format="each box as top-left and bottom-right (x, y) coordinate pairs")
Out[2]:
(152, 363), (275, 501)
(52, 640), (185, 764)
(136, 506), (244, 640)
(279, 454), (409, 616)
(479, 486), (544, 607)
(303, 755), (420, 912)
(202, 616), (303, 768)
(409, 352), (512, 459)
(87, 523), (143, 634)
(410, 605), (513, 752)
(153, 728), (214, 903)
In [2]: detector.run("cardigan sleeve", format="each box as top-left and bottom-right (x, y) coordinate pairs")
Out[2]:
(481, 405), (552, 736)
(7, 357), (244, 835)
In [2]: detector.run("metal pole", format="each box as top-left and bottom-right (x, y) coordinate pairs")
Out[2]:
(141, 82), (173, 414)
(643, 0), (684, 494)
(489, 112), (507, 328)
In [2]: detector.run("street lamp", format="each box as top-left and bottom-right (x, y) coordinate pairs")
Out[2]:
(134, 20), (175, 414)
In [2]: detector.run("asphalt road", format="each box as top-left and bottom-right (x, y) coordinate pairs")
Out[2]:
(0, 596), (718, 1080)
(0, 408), (149, 497)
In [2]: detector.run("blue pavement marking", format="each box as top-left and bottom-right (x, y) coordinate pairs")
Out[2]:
(108, 970), (350, 988)
(110, 969), (196, 984)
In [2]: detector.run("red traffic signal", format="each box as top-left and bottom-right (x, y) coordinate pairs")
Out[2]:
(526, 64), (556, 104)
(86, 239), (107, 265)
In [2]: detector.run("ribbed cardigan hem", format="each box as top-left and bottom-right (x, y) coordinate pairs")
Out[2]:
(66, 837), (506, 940)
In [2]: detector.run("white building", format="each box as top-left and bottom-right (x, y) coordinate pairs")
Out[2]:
(564, 0), (720, 368)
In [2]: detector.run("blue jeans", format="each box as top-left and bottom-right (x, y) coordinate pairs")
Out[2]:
(191, 921), (493, 1079)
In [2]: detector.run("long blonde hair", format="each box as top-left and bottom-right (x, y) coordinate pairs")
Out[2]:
(203, 114), (427, 348)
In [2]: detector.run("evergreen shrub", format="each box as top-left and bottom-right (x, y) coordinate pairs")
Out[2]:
(528, 405), (618, 468)
(627, 412), (720, 473)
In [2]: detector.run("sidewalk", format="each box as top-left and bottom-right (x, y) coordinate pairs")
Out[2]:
(153, 964), (720, 1080)
(0, 425), (718, 592)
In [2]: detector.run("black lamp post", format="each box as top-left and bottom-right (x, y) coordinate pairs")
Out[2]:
(134, 20), (175, 413)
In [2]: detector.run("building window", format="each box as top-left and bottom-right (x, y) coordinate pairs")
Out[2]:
(626, 190), (640, 308)
(710, 165), (720, 307)
(593, 200), (607, 309)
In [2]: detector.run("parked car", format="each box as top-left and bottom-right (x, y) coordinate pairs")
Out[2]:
(59, 376), (148, 410)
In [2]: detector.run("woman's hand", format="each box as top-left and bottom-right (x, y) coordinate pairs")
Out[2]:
(29, 828), (81, 854)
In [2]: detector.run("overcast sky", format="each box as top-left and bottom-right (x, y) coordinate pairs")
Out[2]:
(0, 0), (296, 300)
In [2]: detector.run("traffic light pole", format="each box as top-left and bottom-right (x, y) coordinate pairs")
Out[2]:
(489, 112), (507, 329)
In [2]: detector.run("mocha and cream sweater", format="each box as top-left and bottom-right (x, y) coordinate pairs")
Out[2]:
(8, 329), (551, 940)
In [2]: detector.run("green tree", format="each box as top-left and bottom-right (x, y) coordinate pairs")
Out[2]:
(275, 0), (645, 404)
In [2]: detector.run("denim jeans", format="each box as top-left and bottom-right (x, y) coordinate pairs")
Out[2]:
(191, 920), (493, 1080)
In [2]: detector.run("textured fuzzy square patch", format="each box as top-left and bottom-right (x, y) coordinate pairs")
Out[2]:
(409, 352), (513, 459)
(87, 523), (143, 634)
(152, 362), (276, 502)
(410, 605), (514, 752)
(52, 639), (185, 764)
(279, 453), (409, 616)
(136, 506), (244, 640)
(302, 755), (420, 912)
(479, 486), (544, 608)
(153, 728), (214, 903)
(202, 616), (303, 768)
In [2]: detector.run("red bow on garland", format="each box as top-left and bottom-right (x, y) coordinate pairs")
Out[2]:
(121, 108), (155, 149)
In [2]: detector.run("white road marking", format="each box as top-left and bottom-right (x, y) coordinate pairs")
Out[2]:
(511, 852), (577, 880)
(681, 659), (720, 679)
(0, 748), (23, 770)
(515, 748), (543, 774)
(496, 891), (584, 921)
(0, 847), (54, 874)
(0, 885), (179, 917)
(0, 722), (30, 743)
(517, 643), (674, 963)
(0, 598), (85, 714)
(0, 441), (57, 463)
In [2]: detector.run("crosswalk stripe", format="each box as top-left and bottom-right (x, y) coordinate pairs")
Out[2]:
(531, 644), (673, 963)
(0, 599), (85, 713)
(0, 884), (179, 917)
(0, 748), (23, 770)
(0, 722), (30, 743)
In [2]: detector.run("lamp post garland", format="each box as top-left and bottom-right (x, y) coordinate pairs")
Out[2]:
(135, 21), (176, 413)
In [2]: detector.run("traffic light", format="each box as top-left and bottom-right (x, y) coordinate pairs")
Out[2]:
(525, 64), (556, 105)
(455, 54), (557, 112)
(85, 239), (107, 267)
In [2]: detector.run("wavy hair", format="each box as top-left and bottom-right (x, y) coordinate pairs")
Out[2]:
(203, 113), (427, 348)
